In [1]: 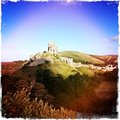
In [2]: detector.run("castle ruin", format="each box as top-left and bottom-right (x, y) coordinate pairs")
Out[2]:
(48, 42), (58, 55)
(28, 42), (117, 72)
(60, 57), (73, 66)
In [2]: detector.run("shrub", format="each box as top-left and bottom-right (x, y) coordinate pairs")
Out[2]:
(30, 82), (54, 103)
(2, 88), (76, 118)
(2, 88), (30, 117)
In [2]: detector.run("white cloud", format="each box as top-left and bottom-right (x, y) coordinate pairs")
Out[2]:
(102, 35), (119, 43)
(8, 0), (20, 2)
(110, 35), (119, 41)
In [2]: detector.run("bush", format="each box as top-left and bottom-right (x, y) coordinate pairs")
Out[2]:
(2, 88), (76, 118)
(30, 82), (54, 103)
(2, 88), (30, 117)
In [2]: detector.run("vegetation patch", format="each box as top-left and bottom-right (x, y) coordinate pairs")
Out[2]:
(59, 51), (105, 65)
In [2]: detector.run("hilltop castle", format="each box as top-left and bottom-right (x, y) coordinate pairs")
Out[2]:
(28, 42), (116, 72)
(29, 42), (73, 66)
(48, 42), (73, 66)
(48, 42), (58, 55)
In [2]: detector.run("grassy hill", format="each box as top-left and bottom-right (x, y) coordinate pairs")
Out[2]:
(14, 61), (80, 81)
(90, 55), (118, 65)
(77, 67), (95, 77)
(2, 51), (117, 80)
(2, 52), (98, 81)
(42, 62), (78, 78)
(3, 51), (112, 80)
(14, 52), (101, 80)
(59, 51), (105, 65)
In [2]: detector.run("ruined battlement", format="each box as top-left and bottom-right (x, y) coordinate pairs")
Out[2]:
(60, 57), (73, 66)
(48, 42), (58, 55)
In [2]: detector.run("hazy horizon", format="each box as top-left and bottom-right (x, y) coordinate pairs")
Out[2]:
(2, 49), (118, 62)
(2, 1), (119, 61)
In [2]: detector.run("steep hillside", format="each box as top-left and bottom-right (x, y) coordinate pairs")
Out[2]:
(41, 62), (79, 78)
(14, 61), (80, 80)
(59, 51), (105, 65)
(90, 55), (118, 65)
(14, 52), (102, 80)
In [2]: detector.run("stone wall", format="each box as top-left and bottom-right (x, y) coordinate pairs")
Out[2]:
(29, 57), (53, 66)
(60, 57), (73, 66)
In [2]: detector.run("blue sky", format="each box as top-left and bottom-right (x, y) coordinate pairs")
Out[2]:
(2, 1), (119, 61)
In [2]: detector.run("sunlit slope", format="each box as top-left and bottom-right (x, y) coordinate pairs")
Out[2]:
(34, 62), (79, 79)
(13, 56), (97, 80)
(90, 55), (117, 64)
(12, 51), (117, 80)
(77, 67), (95, 77)
(59, 51), (105, 65)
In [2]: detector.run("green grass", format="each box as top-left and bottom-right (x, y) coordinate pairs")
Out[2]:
(40, 52), (59, 61)
(43, 61), (79, 79)
(77, 67), (95, 77)
(15, 52), (100, 80)
(14, 61), (79, 80)
(59, 51), (105, 65)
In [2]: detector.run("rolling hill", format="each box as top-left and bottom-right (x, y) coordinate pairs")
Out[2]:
(12, 61), (79, 81)
(59, 51), (105, 65)
(59, 51), (117, 65)
(12, 51), (100, 80)
(90, 55), (118, 64)
(2, 51), (117, 79)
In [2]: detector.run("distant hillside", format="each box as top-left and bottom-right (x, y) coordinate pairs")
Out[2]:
(59, 51), (105, 65)
(90, 55), (118, 65)
(2, 61), (27, 75)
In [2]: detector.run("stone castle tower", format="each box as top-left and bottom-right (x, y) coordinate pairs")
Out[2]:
(48, 42), (58, 55)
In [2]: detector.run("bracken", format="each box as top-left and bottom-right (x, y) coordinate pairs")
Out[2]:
(2, 88), (76, 118)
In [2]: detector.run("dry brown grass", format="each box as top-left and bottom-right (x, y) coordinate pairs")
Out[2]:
(2, 88), (76, 118)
